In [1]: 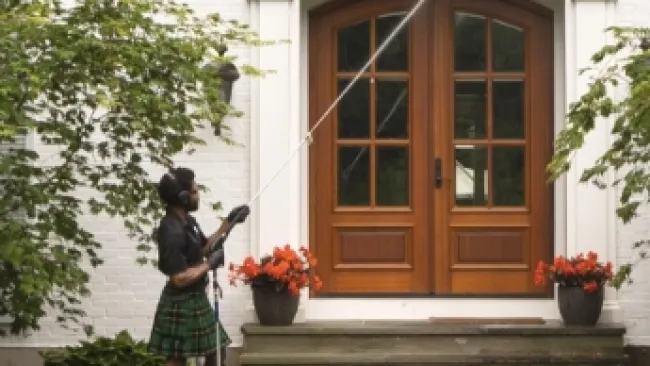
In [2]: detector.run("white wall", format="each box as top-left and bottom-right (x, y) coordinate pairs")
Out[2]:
(0, 0), (254, 348)
(615, 0), (650, 346)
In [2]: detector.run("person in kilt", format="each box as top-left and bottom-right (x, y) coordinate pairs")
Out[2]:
(148, 167), (250, 366)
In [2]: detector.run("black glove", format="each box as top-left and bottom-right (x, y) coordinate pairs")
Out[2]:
(226, 204), (250, 224)
(206, 248), (224, 270)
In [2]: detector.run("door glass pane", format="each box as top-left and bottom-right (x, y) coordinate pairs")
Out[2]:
(338, 146), (370, 206)
(492, 20), (525, 72)
(493, 146), (525, 206)
(376, 79), (408, 139)
(376, 146), (409, 206)
(376, 12), (409, 71)
(454, 13), (486, 72)
(338, 20), (370, 72)
(455, 146), (487, 206)
(455, 81), (486, 139)
(493, 80), (525, 139)
(338, 79), (370, 139)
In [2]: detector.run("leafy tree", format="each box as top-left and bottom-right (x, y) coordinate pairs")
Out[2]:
(548, 26), (650, 289)
(0, 0), (265, 336)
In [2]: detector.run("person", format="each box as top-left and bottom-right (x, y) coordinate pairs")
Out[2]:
(148, 167), (250, 366)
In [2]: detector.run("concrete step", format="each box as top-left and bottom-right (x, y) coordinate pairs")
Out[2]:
(238, 352), (630, 365)
(241, 321), (626, 356)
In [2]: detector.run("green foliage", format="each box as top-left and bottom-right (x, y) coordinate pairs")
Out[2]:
(40, 329), (164, 366)
(547, 26), (650, 289)
(0, 0), (265, 335)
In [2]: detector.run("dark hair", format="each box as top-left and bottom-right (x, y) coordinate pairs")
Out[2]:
(157, 167), (195, 205)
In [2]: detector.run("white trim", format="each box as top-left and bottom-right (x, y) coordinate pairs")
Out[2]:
(602, 0), (621, 321)
(298, 0), (311, 250)
(249, 0), (261, 259)
(289, 0), (303, 262)
(253, 0), (294, 259)
(540, 0), (568, 299)
(565, 0), (621, 322)
(306, 299), (558, 320)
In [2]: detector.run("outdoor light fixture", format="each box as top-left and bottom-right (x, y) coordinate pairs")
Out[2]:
(206, 43), (241, 136)
(641, 37), (650, 51)
(640, 36), (650, 64)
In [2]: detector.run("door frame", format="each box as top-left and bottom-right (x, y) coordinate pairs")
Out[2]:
(308, 0), (555, 298)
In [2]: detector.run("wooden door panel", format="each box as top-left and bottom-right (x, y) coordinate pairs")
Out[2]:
(309, 0), (431, 295)
(436, 0), (553, 295)
(334, 226), (413, 269)
(449, 226), (532, 294)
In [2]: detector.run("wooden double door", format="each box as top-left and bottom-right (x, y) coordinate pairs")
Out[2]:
(308, 0), (554, 296)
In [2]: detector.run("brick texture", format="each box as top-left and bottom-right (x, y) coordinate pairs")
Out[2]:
(614, 0), (650, 347)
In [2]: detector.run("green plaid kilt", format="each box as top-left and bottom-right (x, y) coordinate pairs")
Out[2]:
(148, 284), (231, 359)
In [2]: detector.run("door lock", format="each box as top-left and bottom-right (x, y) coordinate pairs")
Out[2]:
(434, 158), (442, 188)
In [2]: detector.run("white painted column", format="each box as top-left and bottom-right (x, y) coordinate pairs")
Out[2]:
(251, 0), (294, 258)
(250, 0), (306, 320)
(565, 0), (621, 323)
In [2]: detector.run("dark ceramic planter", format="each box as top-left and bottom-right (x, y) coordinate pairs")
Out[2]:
(252, 286), (299, 326)
(557, 285), (604, 326)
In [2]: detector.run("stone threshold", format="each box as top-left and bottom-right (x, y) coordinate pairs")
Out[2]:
(241, 320), (627, 336)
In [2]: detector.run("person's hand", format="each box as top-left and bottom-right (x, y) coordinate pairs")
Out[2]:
(226, 204), (250, 224)
(206, 248), (224, 270)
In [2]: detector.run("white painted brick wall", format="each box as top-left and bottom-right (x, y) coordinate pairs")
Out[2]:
(617, 198), (650, 348)
(613, 0), (650, 347)
(0, 0), (254, 348)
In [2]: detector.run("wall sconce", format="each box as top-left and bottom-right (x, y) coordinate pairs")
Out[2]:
(206, 44), (241, 136)
(640, 37), (650, 68)
(641, 37), (650, 50)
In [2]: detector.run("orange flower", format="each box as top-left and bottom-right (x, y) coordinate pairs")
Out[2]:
(311, 275), (323, 295)
(288, 281), (299, 296)
(228, 244), (323, 296)
(294, 260), (304, 271)
(587, 251), (598, 261)
(239, 256), (261, 278)
(562, 263), (576, 276)
(583, 281), (599, 292)
(534, 260), (547, 286)
(534, 252), (615, 291)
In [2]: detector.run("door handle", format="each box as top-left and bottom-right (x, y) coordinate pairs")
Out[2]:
(434, 158), (442, 188)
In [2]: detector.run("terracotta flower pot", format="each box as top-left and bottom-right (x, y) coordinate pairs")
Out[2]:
(557, 285), (604, 326)
(252, 286), (299, 326)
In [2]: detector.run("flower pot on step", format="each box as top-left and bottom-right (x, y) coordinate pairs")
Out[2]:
(252, 286), (299, 326)
(557, 285), (604, 326)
